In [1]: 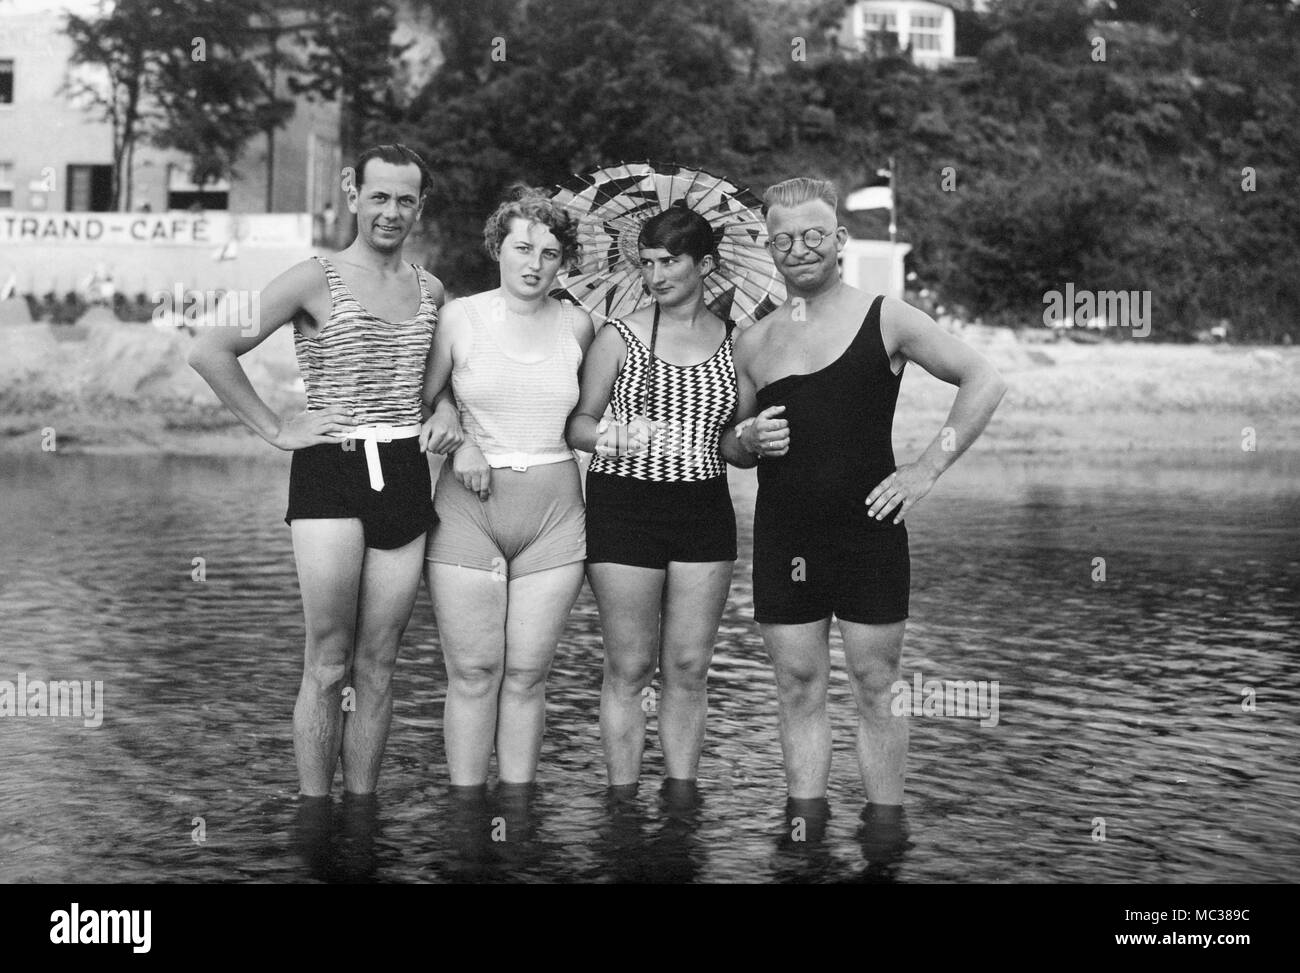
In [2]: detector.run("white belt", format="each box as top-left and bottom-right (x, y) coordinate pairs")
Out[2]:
(482, 451), (573, 472)
(333, 424), (421, 491)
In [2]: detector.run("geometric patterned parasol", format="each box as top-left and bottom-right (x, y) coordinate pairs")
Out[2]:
(550, 161), (785, 327)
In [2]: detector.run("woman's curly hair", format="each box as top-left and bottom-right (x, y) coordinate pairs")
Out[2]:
(483, 184), (581, 268)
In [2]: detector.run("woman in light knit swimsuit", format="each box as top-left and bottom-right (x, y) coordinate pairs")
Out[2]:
(422, 187), (595, 788)
(567, 204), (762, 798)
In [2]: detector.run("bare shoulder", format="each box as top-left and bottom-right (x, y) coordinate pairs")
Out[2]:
(438, 296), (471, 336)
(565, 300), (595, 332)
(420, 269), (446, 306)
(879, 295), (941, 351)
(272, 257), (329, 300)
(734, 311), (781, 359)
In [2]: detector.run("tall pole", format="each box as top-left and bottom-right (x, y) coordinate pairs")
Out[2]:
(889, 156), (897, 297)
(888, 155), (897, 244)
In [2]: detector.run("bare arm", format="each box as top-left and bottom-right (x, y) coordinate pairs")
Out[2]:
(866, 298), (1008, 522)
(187, 259), (355, 448)
(418, 289), (466, 455)
(720, 325), (789, 468)
(566, 322), (624, 453)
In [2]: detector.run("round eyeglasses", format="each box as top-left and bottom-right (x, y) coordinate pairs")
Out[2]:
(767, 228), (829, 253)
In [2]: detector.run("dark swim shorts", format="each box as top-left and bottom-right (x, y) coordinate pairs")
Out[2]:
(585, 471), (737, 569)
(285, 437), (435, 550)
(752, 508), (909, 626)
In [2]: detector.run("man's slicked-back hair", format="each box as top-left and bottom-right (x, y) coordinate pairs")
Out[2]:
(353, 143), (433, 199)
(761, 177), (839, 218)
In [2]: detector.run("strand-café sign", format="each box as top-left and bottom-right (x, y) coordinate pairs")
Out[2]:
(0, 213), (309, 246)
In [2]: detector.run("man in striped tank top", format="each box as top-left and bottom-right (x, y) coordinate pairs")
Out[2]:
(727, 176), (1007, 843)
(189, 145), (462, 804)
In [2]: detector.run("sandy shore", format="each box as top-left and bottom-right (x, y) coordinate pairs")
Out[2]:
(2, 316), (1298, 461)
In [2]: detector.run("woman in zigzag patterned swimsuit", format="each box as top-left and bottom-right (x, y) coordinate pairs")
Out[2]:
(568, 204), (755, 802)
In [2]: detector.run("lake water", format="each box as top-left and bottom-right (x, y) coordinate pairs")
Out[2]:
(1, 450), (1297, 883)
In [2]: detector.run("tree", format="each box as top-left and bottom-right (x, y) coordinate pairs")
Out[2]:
(63, 0), (158, 210)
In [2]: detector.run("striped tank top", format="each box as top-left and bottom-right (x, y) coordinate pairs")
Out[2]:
(452, 293), (583, 462)
(588, 317), (738, 482)
(293, 256), (437, 426)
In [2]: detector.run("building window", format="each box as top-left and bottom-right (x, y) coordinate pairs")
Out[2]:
(0, 60), (13, 104)
(66, 164), (114, 211)
(908, 12), (944, 53)
(0, 162), (13, 208)
(865, 12), (897, 32)
(167, 165), (229, 210)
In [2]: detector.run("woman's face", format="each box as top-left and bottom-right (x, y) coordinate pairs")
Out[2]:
(639, 247), (712, 310)
(498, 217), (564, 302)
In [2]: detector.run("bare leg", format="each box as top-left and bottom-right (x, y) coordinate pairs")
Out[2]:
(658, 560), (732, 780)
(496, 562), (586, 782)
(428, 562), (506, 786)
(291, 519), (365, 796)
(760, 619), (833, 800)
(588, 563), (664, 786)
(838, 618), (908, 803)
(342, 532), (427, 794)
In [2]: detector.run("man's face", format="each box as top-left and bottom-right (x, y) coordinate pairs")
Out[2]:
(765, 200), (845, 292)
(349, 159), (424, 253)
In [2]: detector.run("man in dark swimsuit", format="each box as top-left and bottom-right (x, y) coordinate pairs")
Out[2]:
(726, 177), (1007, 828)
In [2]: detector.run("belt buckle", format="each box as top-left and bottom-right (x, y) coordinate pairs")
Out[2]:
(376, 428), (394, 444)
(510, 454), (528, 472)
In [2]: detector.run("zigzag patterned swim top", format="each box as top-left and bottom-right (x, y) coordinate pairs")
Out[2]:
(588, 317), (738, 482)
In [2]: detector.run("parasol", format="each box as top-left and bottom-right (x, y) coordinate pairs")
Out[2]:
(550, 161), (785, 327)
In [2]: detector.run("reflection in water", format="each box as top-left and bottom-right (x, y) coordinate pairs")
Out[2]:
(856, 803), (911, 883)
(290, 793), (381, 884)
(1, 453), (1298, 883)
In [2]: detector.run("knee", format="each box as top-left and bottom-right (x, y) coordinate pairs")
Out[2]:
(774, 663), (827, 707)
(449, 661), (503, 699)
(604, 653), (656, 697)
(351, 652), (398, 692)
(501, 664), (549, 696)
(661, 650), (710, 693)
(848, 658), (901, 702)
(302, 657), (348, 695)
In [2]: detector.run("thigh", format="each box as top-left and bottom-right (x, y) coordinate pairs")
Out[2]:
(660, 560), (733, 670)
(504, 562), (586, 669)
(832, 525), (910, 625)
(429, 562), (508, 676)
(427, 464), (502, 573)
(587, 562), (665, 674)
(291, 518), (366, 649)
(355, 532), (428, 655)
(760, 619), (833, 684)
(752, 509), (833, 626)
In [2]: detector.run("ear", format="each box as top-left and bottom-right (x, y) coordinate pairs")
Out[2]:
(341, 167), (358, 212)
(833, 225), (849, 251)
(699, 253), (718, 277)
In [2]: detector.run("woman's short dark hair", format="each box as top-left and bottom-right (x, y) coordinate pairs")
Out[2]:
(484, 185), (581, 267)
(638, 202), (718, 266)
(353, 144), (433, 199)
